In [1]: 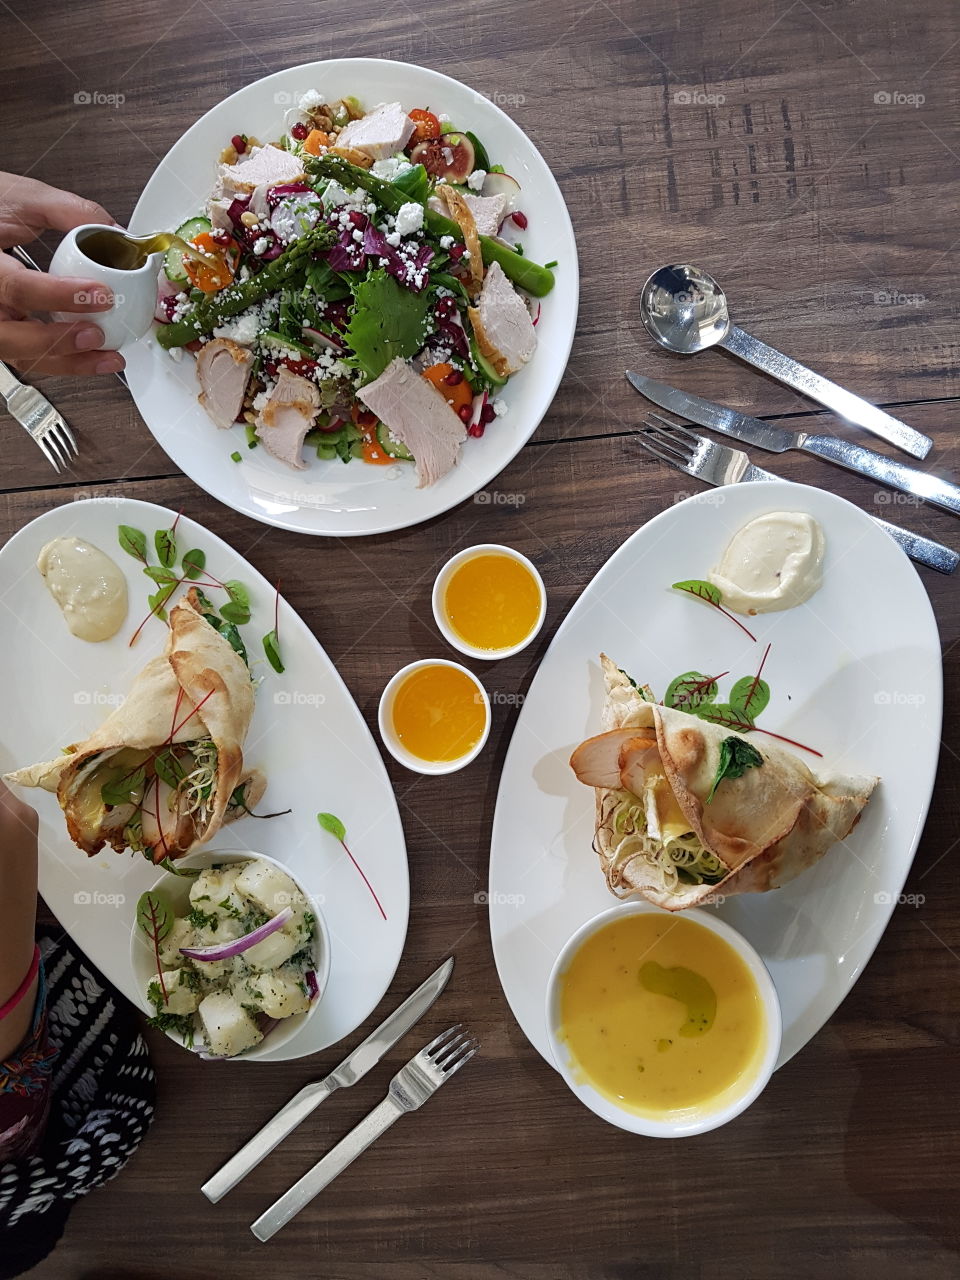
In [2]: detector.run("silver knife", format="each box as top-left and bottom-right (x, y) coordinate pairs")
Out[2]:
(201, 957), (454, 1203)
(626, 372), (960, 518)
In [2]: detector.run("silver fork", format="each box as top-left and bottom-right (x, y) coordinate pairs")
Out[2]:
(634, 413), (959, 575)
(251, 1025), (479, 1242)
(0, 360), (77, 472)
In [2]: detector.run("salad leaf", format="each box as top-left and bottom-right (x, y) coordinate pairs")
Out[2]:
(155, 527), (177, 568)
(118, 525), (148, 562)
(705, 737), (764, 803)
(182, 549), (206, 580)
(102, 766), (146, 807)
(729, 674), (771, 720)
(220, 580), (251, 626)
(344, 270), (433, 382)
(263, 629), (284, 673)
(137, 889), (174, 944)
(144, 565), (177, 585)
(665, 671), (720, 712)
(393, 163), (430, 203)
(317, 811), (347, 842)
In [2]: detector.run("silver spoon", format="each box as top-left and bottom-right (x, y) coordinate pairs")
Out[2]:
(639, 264), (932, 460)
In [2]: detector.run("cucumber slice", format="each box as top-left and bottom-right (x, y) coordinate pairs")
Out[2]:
(469, 336), (508, 387)
(375, 421), (414, 460)
(163, 216), (212, 282)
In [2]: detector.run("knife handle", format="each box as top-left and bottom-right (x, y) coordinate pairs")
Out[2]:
(719, 326), (932, 460)
(251, 1096), (403, 1241)
(800, 433), (960, 517)
(201, 1079), (334, 1204)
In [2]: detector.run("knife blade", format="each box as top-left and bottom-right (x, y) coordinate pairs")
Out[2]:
(626, 371), (960, 518)
(201, 957), (454, 1203)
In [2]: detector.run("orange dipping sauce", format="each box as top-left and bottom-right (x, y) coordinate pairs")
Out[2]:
(391, 663), (488, 763)
(442, 552), (542, 652)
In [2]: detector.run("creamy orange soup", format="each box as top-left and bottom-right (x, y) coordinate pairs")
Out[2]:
(557, 912), (767, 1117)
(391, 664), (487, 762)
(442, 553), (541, 651)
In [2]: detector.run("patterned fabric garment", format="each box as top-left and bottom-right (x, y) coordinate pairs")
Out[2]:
(0, 929), (156, 1276)
(0, 962), (57, 1162)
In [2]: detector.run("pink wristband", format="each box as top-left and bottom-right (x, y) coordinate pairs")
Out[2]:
(0, 945), (40, 1022)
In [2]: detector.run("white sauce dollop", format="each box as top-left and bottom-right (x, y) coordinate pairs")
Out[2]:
(37, 536), (128, 642)
(709, 512), (825, 615)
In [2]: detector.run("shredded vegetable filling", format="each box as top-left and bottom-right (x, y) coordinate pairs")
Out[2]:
(600, 789), (726, 897)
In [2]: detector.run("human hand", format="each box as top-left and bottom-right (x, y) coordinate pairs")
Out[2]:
(0, 171), (125, 376)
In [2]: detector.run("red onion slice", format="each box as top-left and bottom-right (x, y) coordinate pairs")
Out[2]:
(180, 906), (293, 962)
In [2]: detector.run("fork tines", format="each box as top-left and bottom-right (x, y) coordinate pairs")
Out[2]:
(634, 412), (699, 464)
(424, 1024), (479, 1074)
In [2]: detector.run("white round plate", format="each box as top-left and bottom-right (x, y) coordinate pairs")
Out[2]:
(123, 58), (578, 536)
(489, 482), (942, 1069)
(0, 499), (409, 1061)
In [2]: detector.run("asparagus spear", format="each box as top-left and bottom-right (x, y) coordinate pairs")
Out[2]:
(306, 155), (556, 298)
(155, 223), (336, 348)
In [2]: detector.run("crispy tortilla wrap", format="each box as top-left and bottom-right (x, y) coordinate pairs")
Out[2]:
(5, 589), (262, 862)
(570, 654), (878, 910)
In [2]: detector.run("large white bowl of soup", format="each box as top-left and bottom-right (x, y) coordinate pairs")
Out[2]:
(545, 902), (781, 1136)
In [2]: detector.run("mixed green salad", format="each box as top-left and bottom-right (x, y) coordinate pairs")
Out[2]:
(155, 93), (557, 480)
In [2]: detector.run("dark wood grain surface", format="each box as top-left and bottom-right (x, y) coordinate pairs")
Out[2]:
(2, 0), (958, 1274)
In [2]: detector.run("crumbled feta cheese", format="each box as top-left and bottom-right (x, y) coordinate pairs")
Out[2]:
(466, 169), (486, 191)
(252, 389), (271, 411)
(298, 89), (324, 112)
(371, 155), (414, 181)
(352, 229), (364, 243)
(213, 306), (262, 344)
(252, 236), (270, 255)
(167, 346), (183, 362)
(493, 398), (507, 417)
(438, 112), (451, 123)
(395, 201), (424, 235)
(385, 231), (401, 247)
(439, 234), (454, 249)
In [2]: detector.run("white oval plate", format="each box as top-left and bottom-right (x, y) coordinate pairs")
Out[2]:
(489, 482), (942, 1069)
(0, 498), (409, 1061)
(123, 58), (578, 536)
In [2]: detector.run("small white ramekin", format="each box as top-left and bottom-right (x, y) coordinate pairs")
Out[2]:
(377, 658), (491, 775)
(431, 544), (546, 660)
(545, 901), (782, 1136)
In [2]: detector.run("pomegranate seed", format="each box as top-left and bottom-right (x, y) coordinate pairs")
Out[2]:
(348, 210), (367, 228)
(511, 210), (528, 229)
(480, 403), (496, 423)
(444, 367), (464, 385)
(449, 243), (465, 259)
(291, 122), (309, 141)
(231, 134), (247, 154)
(468, 422), (485, 438)
(458, 404), (472, 423)
(435, 296), (457, 319)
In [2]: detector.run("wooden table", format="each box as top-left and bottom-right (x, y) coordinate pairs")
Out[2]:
(3, 0), (959, 1273)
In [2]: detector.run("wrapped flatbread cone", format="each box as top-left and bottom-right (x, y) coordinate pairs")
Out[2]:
(569, 654), (878, 910)
(6, 589), (262, 863)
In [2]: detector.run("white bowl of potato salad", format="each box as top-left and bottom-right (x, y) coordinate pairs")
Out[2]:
(130, 849), (330, 1060)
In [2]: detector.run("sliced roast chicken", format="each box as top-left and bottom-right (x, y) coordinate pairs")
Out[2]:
(468, 260), (537, 377)
(358, 357), (466, 488)
(215, 144), (304, 198)
(461, 191), (507, 237)
(335, 102), (415, 160)
(196, 338), (256, 430)
(255, 366), (321, 470)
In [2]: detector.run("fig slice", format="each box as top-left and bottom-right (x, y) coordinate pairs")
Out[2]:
(411, 132), (476, 183)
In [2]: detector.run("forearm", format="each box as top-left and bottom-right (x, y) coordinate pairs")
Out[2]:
(0, 792), (39, 1059)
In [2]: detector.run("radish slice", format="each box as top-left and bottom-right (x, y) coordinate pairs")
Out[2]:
(481, 172), (521, 209)
(302, 327), (345, 352)
(180, 907), (293, 962)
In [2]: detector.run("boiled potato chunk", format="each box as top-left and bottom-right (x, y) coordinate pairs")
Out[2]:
(189, 863), (245, 915)
(198, 991), (263, 1057)
(158, 916), (194, 966)
(155, 968), (200, 1015)
(237, 967), (310, 1019)
(242, 925), (301, 971)
(235, 860), (302, 915)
